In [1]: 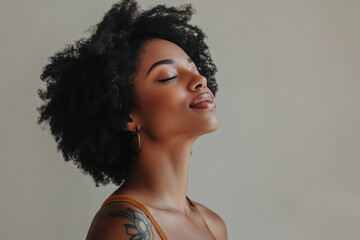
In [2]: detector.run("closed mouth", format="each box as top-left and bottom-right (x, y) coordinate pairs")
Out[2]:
(189, 93), (214, 107)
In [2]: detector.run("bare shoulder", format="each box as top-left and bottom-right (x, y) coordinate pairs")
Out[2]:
(193, 200), (228, 240)
(86, 202), (160, 240)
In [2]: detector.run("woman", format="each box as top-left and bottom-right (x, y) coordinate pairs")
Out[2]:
(37, 0), (227, 239)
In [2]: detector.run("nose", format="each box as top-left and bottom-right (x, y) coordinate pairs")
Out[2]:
(188, 73), (207, 91)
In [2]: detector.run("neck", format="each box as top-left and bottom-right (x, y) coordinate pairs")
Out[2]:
(119, 132), (198, 212)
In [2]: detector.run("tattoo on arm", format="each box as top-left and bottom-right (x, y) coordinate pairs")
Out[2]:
(107, 208), (155, 240)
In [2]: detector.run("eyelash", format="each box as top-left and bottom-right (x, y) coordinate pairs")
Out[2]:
(158, 76), (178, 82)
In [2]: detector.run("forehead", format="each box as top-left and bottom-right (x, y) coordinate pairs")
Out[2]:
(138, 38), (190, 71)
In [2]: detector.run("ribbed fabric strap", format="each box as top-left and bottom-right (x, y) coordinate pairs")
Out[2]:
(101, 195), (168, 240)
(101, 195), (216, 240)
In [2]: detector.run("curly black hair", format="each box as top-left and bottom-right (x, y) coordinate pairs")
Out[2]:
(37, 0), (218, 187)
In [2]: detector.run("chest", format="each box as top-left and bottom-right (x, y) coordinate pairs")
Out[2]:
(149, 209), (215, 240)
(159, 226), (214, 240)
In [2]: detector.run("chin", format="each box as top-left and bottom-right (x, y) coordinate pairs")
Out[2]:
(207, 120), (220, 133)
(197, 116), (220, 135)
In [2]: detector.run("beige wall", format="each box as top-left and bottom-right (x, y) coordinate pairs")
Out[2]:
(1, 0), (359, 239)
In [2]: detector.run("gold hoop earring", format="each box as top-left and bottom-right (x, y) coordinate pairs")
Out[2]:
(135, 126), (141, 153)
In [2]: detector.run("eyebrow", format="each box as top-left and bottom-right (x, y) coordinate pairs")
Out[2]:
(146, 57), (193, 76)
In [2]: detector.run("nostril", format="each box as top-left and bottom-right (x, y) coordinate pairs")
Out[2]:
(195, 83), (205, 89)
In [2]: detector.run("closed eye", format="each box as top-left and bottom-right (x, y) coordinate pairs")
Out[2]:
(158, 76), (178, 82)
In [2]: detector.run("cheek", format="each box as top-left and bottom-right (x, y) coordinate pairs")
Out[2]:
(138, 88), (188, 131)
(146, 90), (186, 115)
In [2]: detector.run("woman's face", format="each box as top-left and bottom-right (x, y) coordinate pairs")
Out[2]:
(130, 38), (219, 140)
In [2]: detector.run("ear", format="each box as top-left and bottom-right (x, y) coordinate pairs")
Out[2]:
(124, 112), (140, 132)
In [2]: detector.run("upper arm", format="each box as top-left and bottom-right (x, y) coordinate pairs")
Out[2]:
(194, 202), (228, 240)
(86, 204), (159, 240)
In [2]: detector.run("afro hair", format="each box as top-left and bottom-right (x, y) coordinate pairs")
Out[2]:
(37, 0), (218, 187)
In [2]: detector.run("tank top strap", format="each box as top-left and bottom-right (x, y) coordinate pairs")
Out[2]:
(101, 195), (168, 240)
(101, 195), (216, 240)
(186, 196), (217, 240)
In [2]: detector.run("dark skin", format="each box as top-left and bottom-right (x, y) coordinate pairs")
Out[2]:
(86, 38), (227, 240)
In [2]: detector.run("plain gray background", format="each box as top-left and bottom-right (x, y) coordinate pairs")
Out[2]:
(1, 0), (359, 239)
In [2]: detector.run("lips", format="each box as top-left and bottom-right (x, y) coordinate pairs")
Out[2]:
(189, 92), (215, 108)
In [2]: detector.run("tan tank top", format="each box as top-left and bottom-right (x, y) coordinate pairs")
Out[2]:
(101, 195), (216, 240)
